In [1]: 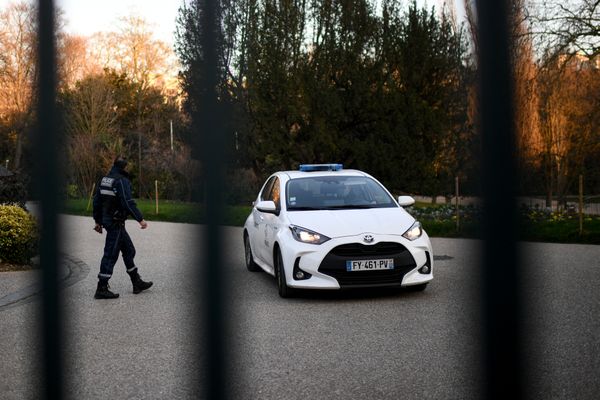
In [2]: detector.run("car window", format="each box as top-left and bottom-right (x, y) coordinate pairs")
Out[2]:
(286, 176), (396, 210)
(260, 176), (276, 202)
(260, 176), (281, 209)
(270, 178), (281, 209)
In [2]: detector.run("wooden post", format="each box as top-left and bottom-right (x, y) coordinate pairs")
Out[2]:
(170, 120), (174, 152)
(138, 130), (142, 196)
(455, 176), (460, 232)
(155, 180), (159, 215)
(579, 174), (583, 236)
(86, 182), (95, 212)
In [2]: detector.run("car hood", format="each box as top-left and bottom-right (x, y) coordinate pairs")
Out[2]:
(286, 207), (416, 238)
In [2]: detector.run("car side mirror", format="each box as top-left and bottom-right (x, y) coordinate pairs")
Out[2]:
(397, 196), (415, 207)
(256, 200), (277, 214)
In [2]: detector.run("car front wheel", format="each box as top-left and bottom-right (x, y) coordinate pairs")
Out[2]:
(275, 249), (293, 298)
(244, 234), (261, 272)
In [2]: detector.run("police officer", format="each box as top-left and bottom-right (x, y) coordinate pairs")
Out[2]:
(92, 156), (153, 299)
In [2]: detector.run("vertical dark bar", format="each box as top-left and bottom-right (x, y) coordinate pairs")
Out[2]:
(196, 0), (228, 398)
(35, 0), (63, 399)
(476, 1), (522, 399)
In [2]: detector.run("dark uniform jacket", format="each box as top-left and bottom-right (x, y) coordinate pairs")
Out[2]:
(93, 166), (144, 226)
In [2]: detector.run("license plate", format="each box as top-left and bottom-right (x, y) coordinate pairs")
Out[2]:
(346, 259), (394, 272)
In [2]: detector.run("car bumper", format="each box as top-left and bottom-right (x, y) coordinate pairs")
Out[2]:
(279, 231), (434, 289)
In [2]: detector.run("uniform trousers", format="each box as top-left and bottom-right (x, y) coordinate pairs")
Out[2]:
(98, 221), (137, 282)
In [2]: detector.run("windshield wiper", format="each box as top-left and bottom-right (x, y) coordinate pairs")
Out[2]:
(287, 206), (323, 211)
(288, 205), (378, 211)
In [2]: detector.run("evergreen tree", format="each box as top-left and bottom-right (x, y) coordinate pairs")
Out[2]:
(175, 0), (472, 198)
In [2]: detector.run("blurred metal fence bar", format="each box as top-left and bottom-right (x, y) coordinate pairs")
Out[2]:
(196, 0), (229, 399)
(476, 1), (523, 399)
(36, 0), (64, 399)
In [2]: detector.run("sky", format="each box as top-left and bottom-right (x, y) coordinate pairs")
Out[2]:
(0, 0), (182, 45)
(57, 0), (181, 44)
(0, 0), (465, 46)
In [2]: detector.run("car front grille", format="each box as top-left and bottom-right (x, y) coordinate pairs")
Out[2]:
(319, 241), (416, 287)
(329, 242), (406, 257)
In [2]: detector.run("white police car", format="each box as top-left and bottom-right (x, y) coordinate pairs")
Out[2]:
(243, 164), (433, 297)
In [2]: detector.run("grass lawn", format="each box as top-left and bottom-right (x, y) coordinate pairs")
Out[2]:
(64, 198), (204, 223)
(420, 219), (600, 244)
(64, 199), (600, 244)
(518, 218), (600, 244)
(63, 198), (251, 226)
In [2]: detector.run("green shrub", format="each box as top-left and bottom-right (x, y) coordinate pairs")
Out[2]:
(0, 205), (38, 264)
(0, 173), (29, 207)
(66, 184), (79, 199)
(224, 168), (261, 205)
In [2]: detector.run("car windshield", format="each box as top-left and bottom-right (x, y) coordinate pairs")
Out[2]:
(286, 176), (396, 210)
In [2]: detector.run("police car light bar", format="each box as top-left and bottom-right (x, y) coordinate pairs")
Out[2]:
(299, 164), (343, 172)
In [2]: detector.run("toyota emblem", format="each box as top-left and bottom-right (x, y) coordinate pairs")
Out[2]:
(363, 234), (374, 243)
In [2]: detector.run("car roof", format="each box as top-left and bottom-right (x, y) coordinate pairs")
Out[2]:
(279, 169), (369, 180)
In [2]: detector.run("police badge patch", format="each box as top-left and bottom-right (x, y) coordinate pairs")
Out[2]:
(101, 177), (114, 187)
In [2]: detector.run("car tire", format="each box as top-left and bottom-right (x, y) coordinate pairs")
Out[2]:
(276, 249), (293, 298)
(244, 234), (261, 272)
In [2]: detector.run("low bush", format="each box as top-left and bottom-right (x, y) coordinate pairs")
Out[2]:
(0, 173), (29, 207)
(224, 168), (261, 205)
(0, 205), (38, 265)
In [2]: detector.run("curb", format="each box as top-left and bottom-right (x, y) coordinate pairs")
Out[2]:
(0, 255), (90, 312)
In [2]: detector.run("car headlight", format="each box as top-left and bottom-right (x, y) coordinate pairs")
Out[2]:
(290, 225), (330, 245)
(402, 221), (422, 241)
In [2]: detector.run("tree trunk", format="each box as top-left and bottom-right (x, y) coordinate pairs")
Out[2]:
(13, 130), (23, 170)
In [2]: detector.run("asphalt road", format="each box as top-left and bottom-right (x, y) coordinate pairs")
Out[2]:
(1, 215), (599, 399)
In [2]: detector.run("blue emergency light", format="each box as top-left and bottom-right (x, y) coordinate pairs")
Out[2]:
(298, 163), (343, 172)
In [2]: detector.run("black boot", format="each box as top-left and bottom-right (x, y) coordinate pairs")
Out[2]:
(94, 281), (119, 299)
(129, 271), (153, 294)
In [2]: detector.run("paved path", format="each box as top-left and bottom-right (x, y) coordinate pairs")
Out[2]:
(0, 256), (87, 311)
(1, 215), (599, 399)
(1, 215), (202, 399)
